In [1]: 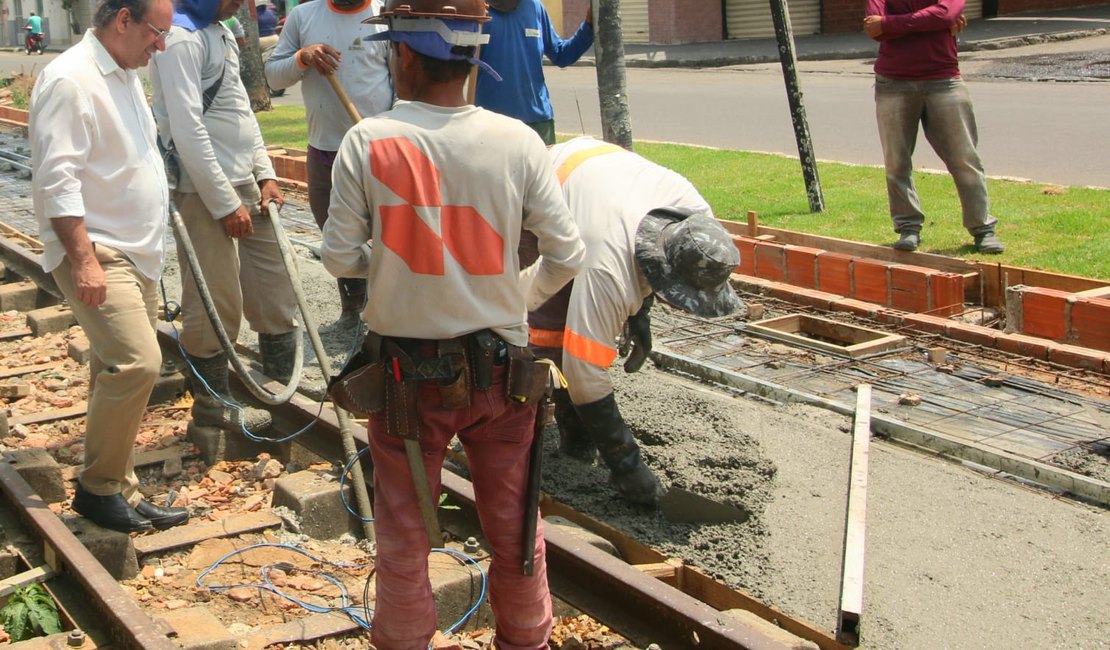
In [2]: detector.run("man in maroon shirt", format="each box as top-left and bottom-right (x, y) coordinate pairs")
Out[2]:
(864, 0), (1004, 254)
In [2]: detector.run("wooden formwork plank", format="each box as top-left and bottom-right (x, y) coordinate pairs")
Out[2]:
(134, 511), (283, 557)
(837, 385), (873, 647)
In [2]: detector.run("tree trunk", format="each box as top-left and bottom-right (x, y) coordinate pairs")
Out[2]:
(591, 0), (633, 150)
(237, 4), (271, 112)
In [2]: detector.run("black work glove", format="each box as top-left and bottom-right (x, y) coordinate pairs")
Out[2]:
(623, 295), (654, 373)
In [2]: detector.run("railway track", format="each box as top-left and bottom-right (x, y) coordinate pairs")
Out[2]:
(0, 217), (846, 648)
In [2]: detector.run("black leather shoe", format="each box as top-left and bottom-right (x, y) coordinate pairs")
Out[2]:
(72, 486), (153, 533)
(134, 500), (190, 530)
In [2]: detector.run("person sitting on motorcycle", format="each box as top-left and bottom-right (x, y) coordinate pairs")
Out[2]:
(24, 12), (44, 53)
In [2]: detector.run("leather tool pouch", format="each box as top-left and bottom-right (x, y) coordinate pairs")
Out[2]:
(469, 330), (497, 392)
(385, 378), (421, 440)
(436, 338), (470, 410)
(506, 346), (550, 405)
(327, 333), (386, 417)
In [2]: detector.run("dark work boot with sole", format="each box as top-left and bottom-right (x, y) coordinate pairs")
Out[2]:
(336, 278), (367, 328)
(575, 393), (665, 507)
(259, 331), (299, 383)
(135, 500), (190, 530)
(187, 353), (272, 434)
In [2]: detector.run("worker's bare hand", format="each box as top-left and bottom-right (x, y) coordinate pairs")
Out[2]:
(950, 14), (967, 35)
(300, 43), (341, 76)
(259, 179), (284, 213)
(221, 205), (254, 239)
(71, 258), (107, 307)
(863, 15), (883, 39)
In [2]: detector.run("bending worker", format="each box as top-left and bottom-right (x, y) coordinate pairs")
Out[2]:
(322, 0), (584, 645)
(151, 0), (299, 433)
(265, 0), (393, 326)
(528, 136), (744, 507)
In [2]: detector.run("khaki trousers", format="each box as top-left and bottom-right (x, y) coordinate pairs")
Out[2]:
(53, 246), (161, 503)
(173, 185), (297, 358)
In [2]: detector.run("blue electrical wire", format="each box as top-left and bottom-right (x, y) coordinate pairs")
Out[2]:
(339, 446), (375, 522)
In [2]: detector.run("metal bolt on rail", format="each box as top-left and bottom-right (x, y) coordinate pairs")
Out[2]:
(464, 537), (481, 556)
(67, 629), (86, 647)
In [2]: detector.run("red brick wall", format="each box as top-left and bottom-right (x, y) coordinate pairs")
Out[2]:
(649, 0), (723, 44)
(823, 0), (866, 34)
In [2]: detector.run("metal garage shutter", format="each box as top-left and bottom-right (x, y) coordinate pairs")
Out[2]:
(621, 0), (650, 44)
(725, 0), (821, 40)
(964, 0), (983, 19)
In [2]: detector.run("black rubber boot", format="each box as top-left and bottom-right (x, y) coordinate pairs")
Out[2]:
(187, 353), (272, 434)
(72, 484), (152, 533)
(135, 500), (190, 530)
(553, 389), (597, 463)
(337, 278), (367, 327)
(575, 393), (664, 507)
(259, 331), (298, 383)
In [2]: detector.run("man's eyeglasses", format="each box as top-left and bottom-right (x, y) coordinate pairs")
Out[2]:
(145, 22), (169, 42)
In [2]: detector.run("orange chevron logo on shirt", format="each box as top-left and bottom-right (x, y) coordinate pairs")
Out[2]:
(370, 137), (505, 276)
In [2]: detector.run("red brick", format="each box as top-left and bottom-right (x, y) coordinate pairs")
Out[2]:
(945, 321), (1000, 348)
(890, 265), (934, 313)
(875, 308), (905, 327)
(784, 246), (822, 289)
(996, 333), (1051, 360)
(270, 155), (286, 178)
(289, 157), (307, 183)
(816, 252), (853, 297)
(902, 313), (950, 335)
(732, 236), (756, 276)
(1047, 343), (1110, 373)
(1017, 287), (1072, 341)
(930, 273), (966, 317)
(754, 242), (787, 282)
(1071, 298), (1110, 352)
(852, 259), (890, 305)
(831, 298), (880, 318)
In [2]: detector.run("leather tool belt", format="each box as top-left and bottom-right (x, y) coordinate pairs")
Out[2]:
(327, 330), (551, 439)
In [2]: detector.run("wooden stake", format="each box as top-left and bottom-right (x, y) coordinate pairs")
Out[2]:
(747, 210), (758, 238)
(837, 383), (872, 647)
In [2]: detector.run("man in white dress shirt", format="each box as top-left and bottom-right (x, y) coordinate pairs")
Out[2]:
(30, 0), (189, 533)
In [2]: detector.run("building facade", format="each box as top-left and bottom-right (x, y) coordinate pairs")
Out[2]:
(552, 0), (1106, 44)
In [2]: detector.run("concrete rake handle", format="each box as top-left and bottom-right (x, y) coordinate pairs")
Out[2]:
(326, 73), (362, 124)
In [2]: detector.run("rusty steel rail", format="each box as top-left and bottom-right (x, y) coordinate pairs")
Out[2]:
(0, 462), (178, 650)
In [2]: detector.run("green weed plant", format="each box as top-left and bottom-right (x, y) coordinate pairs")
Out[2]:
(1, 583), (62, 641)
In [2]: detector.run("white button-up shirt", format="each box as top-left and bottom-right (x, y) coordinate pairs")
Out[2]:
(30, 30), (168, 280)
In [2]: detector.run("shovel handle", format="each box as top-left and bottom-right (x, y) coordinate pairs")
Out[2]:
(326, 72), (363, 124)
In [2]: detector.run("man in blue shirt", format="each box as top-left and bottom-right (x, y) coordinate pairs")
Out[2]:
(475, 0), (592, 145)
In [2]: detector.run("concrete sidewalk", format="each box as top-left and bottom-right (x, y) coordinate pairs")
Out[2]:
(582, 4), (1110, 68)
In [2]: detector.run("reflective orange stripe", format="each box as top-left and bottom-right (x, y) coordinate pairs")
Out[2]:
(529, 328), (565, 349)
(555, 143), (624, 185)
(563, 328), (617, 368)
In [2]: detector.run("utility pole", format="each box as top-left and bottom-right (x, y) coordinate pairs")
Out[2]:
(237, 3), (271, 112)
(769, 0), (824, 212)
(591, 0), (633, 149)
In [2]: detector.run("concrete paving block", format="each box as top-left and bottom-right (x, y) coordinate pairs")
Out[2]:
(722, 609), (819, 650)
(428, 550), (495, 631)
(67, 335), (91, 364)
(0, 281), (38, 312)
(0, 259), (6, 281)
(271, 469), (358, 539)
(148, 368), (186, 405)
(159, 606), (237, 650)
(26, 304), (77, 336)
(0, 380), (29, 398)
(0, 409), (7, 437)
(543, 515), (620, 559)
(0, 546), (20, 580)
(187, 421), (285, 466)
(4, 448), (66, 504)
(63, 515), (139, 580)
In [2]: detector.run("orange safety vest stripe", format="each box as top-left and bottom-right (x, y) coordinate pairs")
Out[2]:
(555, 143), (625, 186)
(529, 328), (565, 349)
(563, 328), (618, 368)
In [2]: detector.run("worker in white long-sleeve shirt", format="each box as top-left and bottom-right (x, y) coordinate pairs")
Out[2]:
(527, 136), (744, 507)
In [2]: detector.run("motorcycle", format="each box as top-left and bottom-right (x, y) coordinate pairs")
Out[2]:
(24, 30), (45, 55)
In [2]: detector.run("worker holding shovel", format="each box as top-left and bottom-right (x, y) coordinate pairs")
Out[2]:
(525, 136), (744, 508)
(265, 0), (394, 327)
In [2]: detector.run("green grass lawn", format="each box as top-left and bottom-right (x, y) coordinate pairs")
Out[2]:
(256, 108), (1109, 280)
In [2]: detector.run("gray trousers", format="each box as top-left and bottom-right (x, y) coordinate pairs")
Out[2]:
(874, 75), (997, 236)
(174, 184), (297, 358)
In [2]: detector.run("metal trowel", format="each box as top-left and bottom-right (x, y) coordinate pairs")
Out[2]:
(658, 487), (751, 524)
